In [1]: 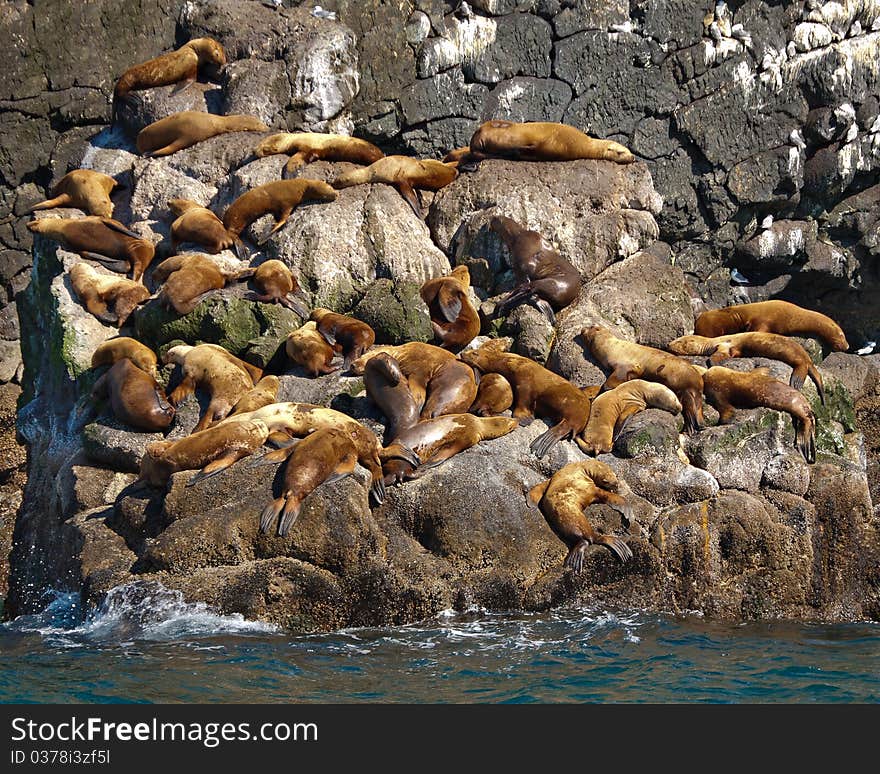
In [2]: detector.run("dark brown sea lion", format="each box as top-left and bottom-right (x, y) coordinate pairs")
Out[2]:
(330, 155), (458, 218)
(363, 353), (421, 441)
(163, 343), (260, 432)
(91, 358), (175, 432)
(459, 120), (635, 171)
(351, 342), (478, 419)
(419, 265), (481, 352)
(247, 259), (309, 317)
(139, 418), (269, 487)
(310, 308), (376, 371)
(253, 132), (385, 179)
(668, 332), (825, 405)
(488, 215), (580, 323)
(381, 414), (518, 485)
(580, 325), (704, 434)
(69, 263), (150, 327)
(91, 337), (158, 378)
(460, 339), (591, 458)
(152, 253), (252, 316)
(31, 170), (118, 218)
(694, 300), (849, 352)
(230, 375), (281, 416)
(526, 459), (633, 569)
(701, 365), (817, 463)
(257, 427), (360, 537)
(27, 216), (156, 282)
(222, 179), (337, 245)
(577, 379), (681, 456)
(285, 321), (339, 377)
(167, 198), (238, 255)
(136, 112), (267, 157)
(113, 37), (227, 124)
(469, 372), (513, 416)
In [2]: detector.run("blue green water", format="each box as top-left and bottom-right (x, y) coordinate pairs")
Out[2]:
(1, 584), (878, 703)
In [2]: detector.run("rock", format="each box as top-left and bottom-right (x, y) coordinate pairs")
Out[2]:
(819, 352), (879, 402)
(54, 456), (137, 520)
(81, 418), (162, 474)
(611, 454), (720, 506)
(468, 12), (552, 84)
(613, 409), (683, 459)
(352, 279), (432, 345)
(0, 340), (21, 383)
(481, 77), (572, 123)
(117, 83), (222, 138)
(222, 60), (291, 129)
(762, 453), (811, 496)
(500, 304), (554, 363)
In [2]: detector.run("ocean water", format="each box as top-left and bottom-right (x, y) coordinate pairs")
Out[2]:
(1, 583), (878, 703)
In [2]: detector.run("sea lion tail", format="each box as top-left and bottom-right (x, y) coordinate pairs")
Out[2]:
(528, 422), (568, 459)
(260, 498), (284, 534)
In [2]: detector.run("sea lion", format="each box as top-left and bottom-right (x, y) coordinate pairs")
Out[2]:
(694, 300), (849, 352)
(230, 375), (281, 416)
(31, 170), (118, 218)
(667, 332), (825, 405)
(27, 216), (156, 282)
(218, 402), (414, 505)
(580, 325), (705, 434)
(442, 146), (471, 165)
(330, 155), (458, 218)
(113, 37), (227, 123)
(152, 253), (252, 316)
(136, 112), (267, 157)
(253, 132), (385, 179)
(167, 198), (239, 256)
(701, 366), (817, 463)
(577, 379), (681, 456)
(247, 259), (309, 317)
(459, 120), (635, 171)
(363, 353), (421, 441)
(419, 265), (481, 352)
(469, 372), (513, 416)
(91, 358), (175, 432)
(460, 339), (592, 458)
(351, 342), (478, 419)
(381, 414), (518, 485)
(222, 178), (337, 245)
(139, 418), (269, 488)
(285, 321), (339, 377)
(488, 215), (580, 323)
(91, 337), (158, 378)
(69, 263), (150, 327)
(526, 460), (634, 568)
(257, 427), (360, 537)
(163, 343), (261, 432)
(310, 308), (376, 371)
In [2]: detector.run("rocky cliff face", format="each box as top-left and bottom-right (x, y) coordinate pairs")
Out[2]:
(3, 0), (880, 626)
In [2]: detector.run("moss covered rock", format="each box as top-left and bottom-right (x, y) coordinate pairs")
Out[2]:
(353, 279), (432, 345)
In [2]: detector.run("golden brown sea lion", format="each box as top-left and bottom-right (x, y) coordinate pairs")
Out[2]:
(257, 427), (360, 537)
(113, 37), (227, 124)
(222, 179), (337, 244)
(460, 339), (592, 458)
(163, 343), (260, 432)
(701, 366), (818, 463)
(363, 353), (421, 441)
(69, 263), (150, 327)
(91, 358), (175, 432)
(351, 342), (478, 419)
(136, 112), (267, 157)
(469, 372), (513, 416)
(152, 253), (252, 316)
(668, 332), (825, 405)
(285, 321), (339, 377)
(229, 375), (281, 416)
(580, 325), (704, 434)
(139, 418), (269, 487)
(526, 460), (634, 569)
(91, 337), (158, 378)
(167, 198), (239, 255)
(253, 132), (385, 179)
(330, 155), (458, 218)
(31, 170), (118, 218)
(27, 216), (156, 282)
(381, 414), (518, 485)
(577, 379), (681, 456)
(694, 300), (849, 352)
(488, 215), (580, 323)
(442, 146), (471, 165)
(247, 259), (309, 317)
(419, 265), (481, 352)
(310, 308), (376, 371)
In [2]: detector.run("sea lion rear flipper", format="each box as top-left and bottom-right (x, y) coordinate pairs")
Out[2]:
(526, 479), (550, 508)
(369, 473), (386, 505)
(437, 286), (463, 323)
(396, 181), (423, 219)
(282, 153), (308, 179)
(99, 219), (142, 240)
(258, 210), (292, 244)
(281, 293), (309, 319)
(532, 297), (556, 326)
(232, 236), (250, 262)
(278, 498), (303, 537)
(80, 252), (130, 274)
(564, 541), (589, 573)
(267, 431), (296, 448)
(528, 421), (569, 459)
(260, 498), (284, 535)
(169, 76), (196, 97)
(807, 364), (825, 406)
(31, 194), (72, 212)
(597, 534), (633, 563)
(381, 442), (420, 468)
(602, 492), (634, 526)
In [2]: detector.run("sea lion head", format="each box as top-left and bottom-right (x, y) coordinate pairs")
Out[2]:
(603, 142), (635, 164)
(167, 198), (202, 217)
(253, 133), (293, 158)
(579, 325), (608, 347)
(305, 180), (338, 203)
(187, 37), (227, 67)
(162, 344), (192, 366)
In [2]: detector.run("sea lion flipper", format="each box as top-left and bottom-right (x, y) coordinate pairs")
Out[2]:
(187, 451), (246, 486)
(169, 76), (196, 97)
(807, 364), (825, 405)
(564, 542), (588, 573)
(99, 219), (142, 240)
(260, 498), (284, 534)
(282, 153), (307, 179)
(278, 498), (302, 537)
(232, 236), (250, 262)
(80, 252), (130, 274)
(437, 286), (462, 323)
(281, 293), (310, 319)
(526, 479), (549, 508)
(31, 193), (72, 212)
(599, 535), (633, 563)
(250, 446), (296, 467)
(532, 298), (557, 326)
(396, 181), (423, 219)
